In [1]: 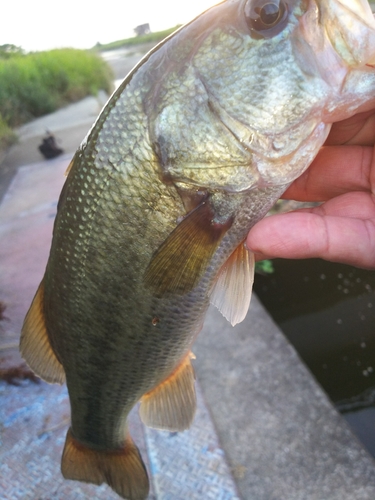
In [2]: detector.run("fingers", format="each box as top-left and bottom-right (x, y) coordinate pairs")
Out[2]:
(282, 145), (374, 201)
(247, 206), (375, 270)
(249, 109), (375, 269)
(325, 109), (375, 145)
(307, 191), (375, 219)
(285, 109), (375, 202)
(345, 113), (375, 146)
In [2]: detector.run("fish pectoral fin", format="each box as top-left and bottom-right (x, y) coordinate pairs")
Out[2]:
(139, 351), (196, 431)
(19, 281), (65, 384)
(61, 428), (149, 500)
(209, 242), (255, 326)
(144, 200), (232, 296)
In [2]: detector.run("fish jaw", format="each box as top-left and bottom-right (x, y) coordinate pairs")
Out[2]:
(337, 0), (375, 21)
(322, 0), (375, 66)
(323, 0), (375, 117)
(294, 0), (375, 87)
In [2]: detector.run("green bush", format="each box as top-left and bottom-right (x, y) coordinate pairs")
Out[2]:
(0, 48), (113, 127)
(0, 113), (17, 151)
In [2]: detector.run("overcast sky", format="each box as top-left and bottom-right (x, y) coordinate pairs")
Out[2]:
(2, 0), (220, 52)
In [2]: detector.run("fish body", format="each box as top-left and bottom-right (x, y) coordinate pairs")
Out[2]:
(20, 1), (375, 499)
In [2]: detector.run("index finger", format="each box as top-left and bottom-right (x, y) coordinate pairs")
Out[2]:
(325, 109), (375, 146)
(282, 144), (374, 201)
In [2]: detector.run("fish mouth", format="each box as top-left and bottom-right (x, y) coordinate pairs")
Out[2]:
(336, 0), (375, 25)
(205, 90), (329, 189)
(292, 0), (375, 90)
(320, 0), (375, 68)
(206, 90), (313, 163)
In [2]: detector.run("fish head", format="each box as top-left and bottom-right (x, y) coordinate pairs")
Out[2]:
(147, 0), (375, 193)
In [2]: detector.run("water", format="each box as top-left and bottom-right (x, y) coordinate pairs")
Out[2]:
(253, 258), (375, 458)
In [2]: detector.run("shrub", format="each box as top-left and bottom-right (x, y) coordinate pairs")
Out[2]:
(0, 48), (113, 127)
(0, 113), (17, 151)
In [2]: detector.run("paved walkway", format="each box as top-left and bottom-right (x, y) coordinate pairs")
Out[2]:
(0, 92), (108, 203)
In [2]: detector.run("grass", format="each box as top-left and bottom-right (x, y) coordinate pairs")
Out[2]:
(0, 48), (113, 128)
(0, 114), (17, 152)
(0, 28), (179, 156)
(95, 26), (181, 52)
(0, 26), (181, 132)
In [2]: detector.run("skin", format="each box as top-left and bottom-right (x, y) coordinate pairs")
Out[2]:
(247, 107), (375, 270)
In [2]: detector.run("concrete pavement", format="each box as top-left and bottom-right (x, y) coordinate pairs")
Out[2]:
(1, 81), (375, 498)
(0, 91), (108, 203)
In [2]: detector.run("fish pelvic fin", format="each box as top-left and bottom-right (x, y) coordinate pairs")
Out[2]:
(64, 157), (74, 176)
(209, 242), (255, 326)
(19, 281), (65, 384)
(139, 351), (196, 431)
(144, 200), (232, 296)
(61, 428), (149, 500)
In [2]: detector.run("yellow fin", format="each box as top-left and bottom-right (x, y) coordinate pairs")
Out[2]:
(61, 428), (149, 500)
(209, 242), (255, 326)
(144, 201), (232, 296)
(64, 152), (78, 176)
(19, 281), (65, 384)
(64, 158), (74, 176)
(139, 352), (196, 431)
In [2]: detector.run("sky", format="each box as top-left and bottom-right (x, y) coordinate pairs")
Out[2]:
(2, 0), (220, 53)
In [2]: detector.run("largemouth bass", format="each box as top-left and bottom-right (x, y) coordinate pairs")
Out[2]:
(20, 1), (375, 499)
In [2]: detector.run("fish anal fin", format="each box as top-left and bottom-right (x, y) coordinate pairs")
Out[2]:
(144, 200), (232, 296)
(139, 352), (196, 431)
(19, 281), (65, 384)
(209, 242), (255, 326)
(61, 428), (149, 500)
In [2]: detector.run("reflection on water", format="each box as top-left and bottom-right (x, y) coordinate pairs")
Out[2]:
(254, 259), (375, 457)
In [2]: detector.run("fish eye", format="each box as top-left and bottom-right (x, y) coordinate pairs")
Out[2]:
(245, 0), (289, 39)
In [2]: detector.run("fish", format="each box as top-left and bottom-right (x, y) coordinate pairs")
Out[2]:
(20, 1), (375, 499)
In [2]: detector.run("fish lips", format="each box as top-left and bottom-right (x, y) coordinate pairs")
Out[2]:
(293, 0), (375, 87)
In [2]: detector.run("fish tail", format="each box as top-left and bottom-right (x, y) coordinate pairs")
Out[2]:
(61, 428), (149, 500)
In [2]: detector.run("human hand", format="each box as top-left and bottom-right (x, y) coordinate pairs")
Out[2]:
(247, 108), (375, 269)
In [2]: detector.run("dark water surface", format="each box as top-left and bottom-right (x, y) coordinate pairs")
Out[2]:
(253, 259), (375, 458)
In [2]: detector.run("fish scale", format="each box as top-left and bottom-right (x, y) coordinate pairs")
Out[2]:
(46, 127), (202, 449)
